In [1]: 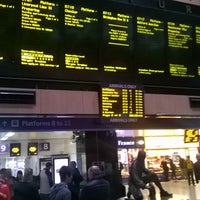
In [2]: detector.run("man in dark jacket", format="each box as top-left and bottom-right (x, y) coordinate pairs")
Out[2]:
(68, 161), (83, 200)
(128, 150), (172, 200)
(50, 166), (72, 200)
(194, 153), (200, 184)
(80, 165), (110, 200)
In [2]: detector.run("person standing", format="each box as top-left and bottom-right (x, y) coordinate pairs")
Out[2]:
(13, 168), (40, 200)
(185, 156), (195, 186)
(169, 159), (177, 180)
(193, 153), (200, 184)
(179, 156), (187, 179)
(160, 157), (169, 181)
(50, 166), (72, 200)
(40, 162), (54, 200)
(0, 168), (11, 200)
(15, 171), (23, 182)
(79, 165), (110, 200)
(68, 161), (83, 200)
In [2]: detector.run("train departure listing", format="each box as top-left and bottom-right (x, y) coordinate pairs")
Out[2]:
(196, 26), (200, 44)
(135, 16), (165, 75)
(21, 0), (59, 32)
(0, 0), (14, 9)
(101, 85), (144, 121)
(21, 49), (59, 68)
(137, 17), (164, 35)
(65, 5), (98, 28)
(168, 22), (192, 49)
(65, 54), (98, 70)
(103, 11), (132, 47)
(102, 10), (132, 74)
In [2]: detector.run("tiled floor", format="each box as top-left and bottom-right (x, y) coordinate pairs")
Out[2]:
(121, 180), (200, 200)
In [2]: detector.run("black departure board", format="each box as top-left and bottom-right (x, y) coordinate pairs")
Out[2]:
(101, 8), (133, 81)
(101, 84), (144, 123)
(20, 0), (60, 69)
(0, 0), (16, 65)
(135, 14), (165, 76)
(167, 21), (195, 78)
(0, 0), (200, 89)
(63, 2), (99, 80)
(196, 26), (200, 76)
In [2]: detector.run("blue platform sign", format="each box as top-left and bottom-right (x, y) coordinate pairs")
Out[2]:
(0, 144), (8, 153)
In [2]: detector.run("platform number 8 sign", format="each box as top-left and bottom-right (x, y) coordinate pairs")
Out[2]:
(39, 143), (50, 151)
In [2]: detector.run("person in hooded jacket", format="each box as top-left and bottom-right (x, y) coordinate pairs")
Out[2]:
(50, 166), (72, 200)
(127, 150), (172, 200)
(79, 165), (110, 200)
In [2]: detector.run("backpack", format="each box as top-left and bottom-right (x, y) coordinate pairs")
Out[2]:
(186, 160), (193, 169)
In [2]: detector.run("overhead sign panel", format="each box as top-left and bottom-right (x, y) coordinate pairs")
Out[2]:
(0, 0), (200, 88)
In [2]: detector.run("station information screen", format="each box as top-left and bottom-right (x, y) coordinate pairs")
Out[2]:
(63, 2), (99, 80)
(101, 84), (144, 122)
(0, 0), (16, 65)
(20, 0), (60, 69)
(0, 0), (200, 88)
(101, 5), (133, 82)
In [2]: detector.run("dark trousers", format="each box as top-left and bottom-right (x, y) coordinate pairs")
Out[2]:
(40, 193), (49, 200)
(187, 169), (195, 185)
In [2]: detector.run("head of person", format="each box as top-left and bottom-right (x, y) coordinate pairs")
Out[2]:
(137, 150), (146, 161)
(59, 166), (72, 184)
(16, 170), (23, 180)
(87, 165), (102, 180)
(23, 168), (33, 182)
(196, 153), (200, 161)
(186, 155), (190, 160)
(70, 161), (76, 169)
(46, 162), (52, 170)
(0, 168), (9, 183)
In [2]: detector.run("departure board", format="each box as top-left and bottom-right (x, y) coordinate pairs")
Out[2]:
(20, 0), (60, 70)
(196, 26), (200, 76)
(167, 21), (195, 78)
(101, 8), (133, 81)
(135, 15), (165, 77)
(101, 84), (144, 123)
(63, 2), (99, 79)
(0, 0), (200, 88)
(0, 0), (16, 65)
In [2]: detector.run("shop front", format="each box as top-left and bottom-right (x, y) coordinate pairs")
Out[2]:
(117, 134), (145, 179)
(144, 129), (199, 180)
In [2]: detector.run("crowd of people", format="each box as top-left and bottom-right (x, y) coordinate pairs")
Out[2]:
(0, 152), (200, 200)
(0, 160), (122, 200)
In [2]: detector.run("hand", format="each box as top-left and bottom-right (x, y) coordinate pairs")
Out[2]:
(130, 194), (135, 200)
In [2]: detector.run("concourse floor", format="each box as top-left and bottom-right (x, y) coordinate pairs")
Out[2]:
(121, 180), (200, 200)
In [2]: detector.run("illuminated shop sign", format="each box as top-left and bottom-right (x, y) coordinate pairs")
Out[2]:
(10, 143), (21, 157)
(28, 142), (38, 156)
(118, 137), (145, 148)
(184, 129), (199, 143)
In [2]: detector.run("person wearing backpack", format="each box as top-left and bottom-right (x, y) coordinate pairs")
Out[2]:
(186, 156), (195, 186)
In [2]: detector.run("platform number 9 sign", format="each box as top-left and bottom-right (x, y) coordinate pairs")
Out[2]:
(0, 144), (8, 153)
